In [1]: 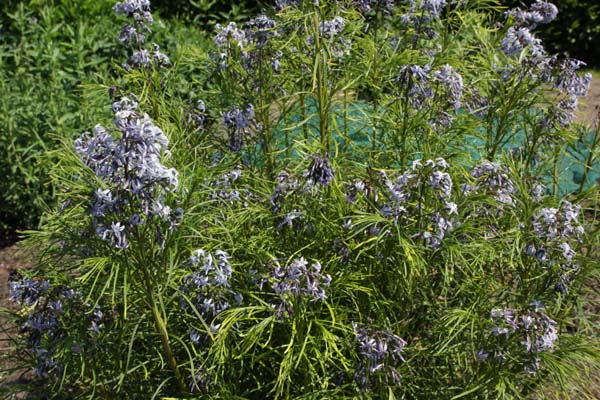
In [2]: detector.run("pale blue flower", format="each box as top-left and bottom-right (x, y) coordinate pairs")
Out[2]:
(353, 322), (406, 387)
(113, 0), (151, 16)
(554, 59), (591, 97)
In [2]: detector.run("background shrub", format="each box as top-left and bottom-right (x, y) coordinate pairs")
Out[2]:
(151, 0), (262, 23)
(0, 0), (116, 239)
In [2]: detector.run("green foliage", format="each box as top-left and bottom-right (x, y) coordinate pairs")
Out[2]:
(0, 0), (116, 238)
(2, 0), (600, 399)
(152, 0), (262, 24)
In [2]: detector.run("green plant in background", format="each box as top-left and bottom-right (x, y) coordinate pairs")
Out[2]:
(152, 0), (262, 24)
(2, 0), (600, 399)
(0, 0), (117, 240)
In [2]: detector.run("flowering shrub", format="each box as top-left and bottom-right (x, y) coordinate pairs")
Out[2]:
(3, 0), (600, 399)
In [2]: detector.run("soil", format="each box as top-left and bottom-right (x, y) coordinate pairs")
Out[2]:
(0, 79), (599, 398)
(0, 244), (38, 398)
(579, 75), (600, 126)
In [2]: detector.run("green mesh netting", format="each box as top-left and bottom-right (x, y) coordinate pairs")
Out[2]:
(268, 98), (599, 196)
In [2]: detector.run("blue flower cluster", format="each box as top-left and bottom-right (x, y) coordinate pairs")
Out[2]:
(208, 166), (252, 207)
(270, 171), (300, 213)
(432, 64), (464, 111)
(554, 59), (591, 97)
(245, 15), (278, 49)
(463, 161), (516, 207)
(271, 257), (332, 302)
(213, 16), (279, 71)
(353, 0), (396, 16)
(266, 159), (334, 229)
(393, 63), (464, 126)
(505, 0), (558, 30)
(379, 158), (458, 249)
(501, 27), (543, 59)
(258, 256), (332, 318)
(501, 1), (557, 59)
(274, 0), (299, 11)
(394, 64), (433, 109)
(320, 16), (346, 38)
(401, 0), (447, 40)
(75, 95), (180, 249)
(113, 0), (169, 69)
(184, 100), (207, 134)
(114, 0), (152, 45)
(16, 289), (61, 376)
(547, 59), (592, 127)
(181, 249), (243, 337)
(481, 302), (558, 375)
(532, 201), (583, 241)
(305, 154), (335, 187)
(304, 16), (352, 61)
(278, 209), (305, 229)
(9, 275), (105, 377)
(527, 201), (584, 293)
(222, 104), (257, 152)
(9, 276), (50, 306)
(501, 1), (589, 128)
(214, 22), (249, 50)
(353, 322), (407, 388)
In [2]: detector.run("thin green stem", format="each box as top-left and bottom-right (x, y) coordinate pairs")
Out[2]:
(140, 265), (187, 394)
(301, 92), (308, 143)
(487, 76), (537, 160)
(343, 89), (348, 154)
(371, 9), (382, 152)
(579, 124), (600, 193)
(552, 144), (560, 195)
(258, 46), (274, 175)
(400, 92), (411, 167)
(525, 125), (541, 171)
(312, 10), (330, 156)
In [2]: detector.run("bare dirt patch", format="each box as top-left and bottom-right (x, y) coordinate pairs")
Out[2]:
(579, 75), (600, 125)
(0, 244), (31, 298)
(0, 244), (37, 398)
